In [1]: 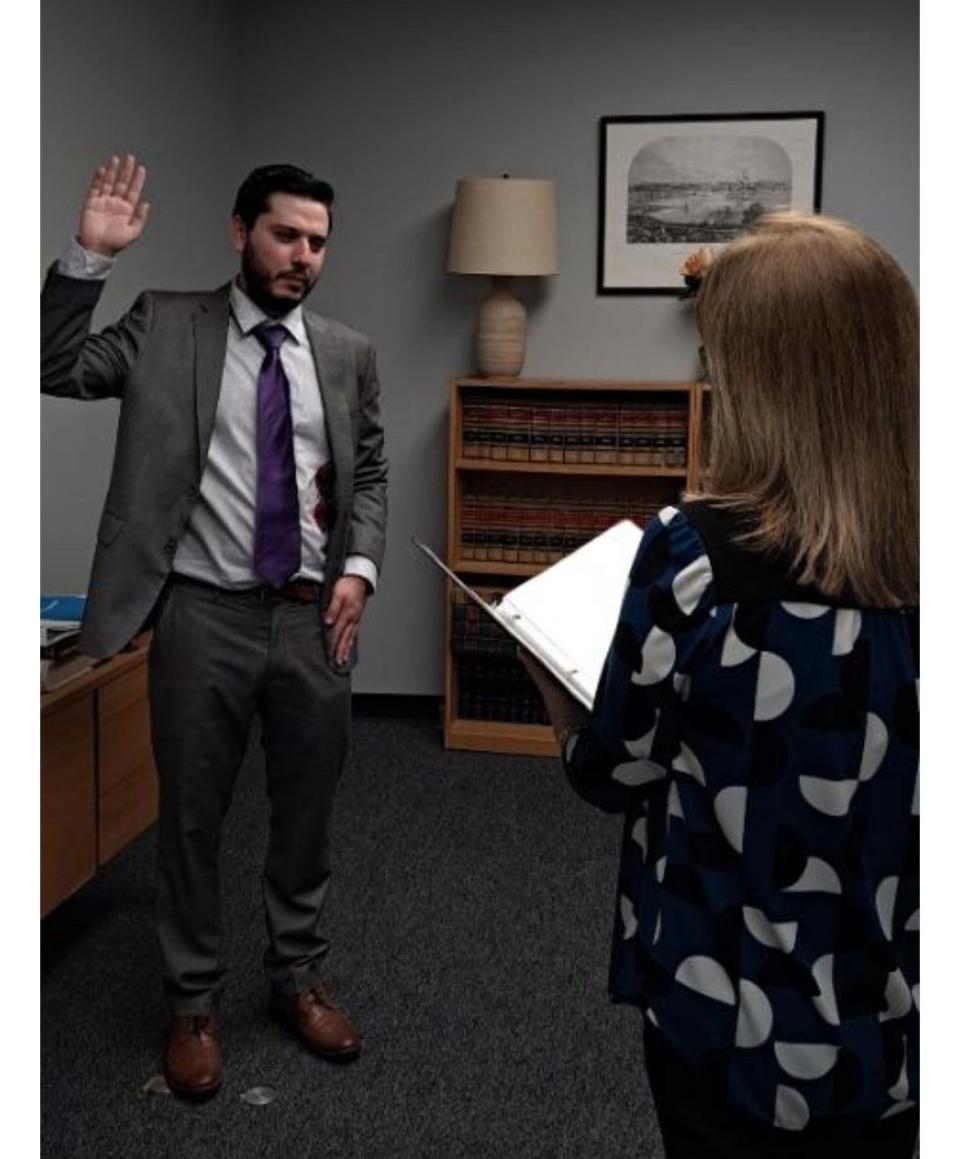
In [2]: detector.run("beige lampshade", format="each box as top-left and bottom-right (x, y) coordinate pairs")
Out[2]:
(447, 177), (558, 276)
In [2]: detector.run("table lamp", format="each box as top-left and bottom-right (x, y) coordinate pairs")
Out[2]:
(448, 176), (558, 377)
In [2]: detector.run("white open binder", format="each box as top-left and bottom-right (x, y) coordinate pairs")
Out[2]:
(414, 519), (643, 710)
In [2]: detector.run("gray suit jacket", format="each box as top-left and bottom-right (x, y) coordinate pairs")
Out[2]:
(41, 269), (388, 659)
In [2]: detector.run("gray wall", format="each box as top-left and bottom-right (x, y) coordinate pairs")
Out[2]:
(42, 0), (918, 694)
(41, 0), (244, 607)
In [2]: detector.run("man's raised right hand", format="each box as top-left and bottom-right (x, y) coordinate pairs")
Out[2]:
(77, 153), (151, 258)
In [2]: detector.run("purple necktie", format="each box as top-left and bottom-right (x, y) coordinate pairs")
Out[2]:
(253, 323), (301, 588)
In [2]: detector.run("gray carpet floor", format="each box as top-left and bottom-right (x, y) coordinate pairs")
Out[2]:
(41, 714), (665, 1159)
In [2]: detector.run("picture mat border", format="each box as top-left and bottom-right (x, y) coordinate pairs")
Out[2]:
(596, 110), (825, 296)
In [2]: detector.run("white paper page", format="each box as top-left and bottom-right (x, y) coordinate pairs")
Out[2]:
(498, 520), (643, 706)
(412, 539), (599, 707)
(413, 520), (643, 710)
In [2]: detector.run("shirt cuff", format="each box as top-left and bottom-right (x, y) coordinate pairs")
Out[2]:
(343, 554), (379, 593)
(57, 237), (116, 280)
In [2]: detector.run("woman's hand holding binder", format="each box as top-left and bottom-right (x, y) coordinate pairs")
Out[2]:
(517, 647), (589, 745)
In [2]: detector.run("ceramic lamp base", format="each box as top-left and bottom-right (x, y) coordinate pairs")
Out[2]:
(475, 276), (526, 377)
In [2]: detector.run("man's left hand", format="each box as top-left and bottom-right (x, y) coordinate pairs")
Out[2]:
(325, 576), (369, 666)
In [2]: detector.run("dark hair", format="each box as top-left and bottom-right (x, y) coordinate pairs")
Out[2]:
(232, 164), (335, 232)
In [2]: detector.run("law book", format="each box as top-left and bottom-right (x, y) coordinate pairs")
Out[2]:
(547, 405), (566, 464)
(595, 404), (618, 464)
(616, 404), (636, 464)
(506, 404), (532, 462)
(470, 402), (495, 458)
(451, 596), (517, 659)
(489, 403), (509, 461)
(579, 404), (600, 464)
(529, 499), (550, 565)
(563, 404), (582, 464)
(502, 497), (520, 563)
(545, 508), (565, 563)
(530, 407), (551, 462)
(459, 494), (474, 560)
(461, 402), (483, 458)
(455, 654), (549, 724)
(517, 498), (537, 564)
(485, 498), (505, 562)
(635, 405), (654, 467)
(415, 518), (643, 710)
(668, 405), (688, 467)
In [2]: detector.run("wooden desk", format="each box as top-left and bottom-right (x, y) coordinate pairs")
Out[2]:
(40, 633), (158, 916)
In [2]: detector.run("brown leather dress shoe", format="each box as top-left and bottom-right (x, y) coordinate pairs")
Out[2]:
(271, 983), (361, 1058)
(163, 1014), (223, 1098)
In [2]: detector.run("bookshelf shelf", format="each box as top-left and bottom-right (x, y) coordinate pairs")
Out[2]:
(444, 375), (709, 756)
(450, 559), (542, 578)
(455, 377), (692, 394)
(455, 459), (688, 478)
(445, 718), (558, 757)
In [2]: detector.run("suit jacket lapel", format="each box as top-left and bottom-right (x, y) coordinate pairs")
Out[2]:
(193, 285), (231, 465)
(304, 313), (353, 485)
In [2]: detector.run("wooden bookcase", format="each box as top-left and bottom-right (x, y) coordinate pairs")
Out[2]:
(443, 377), (710, 756)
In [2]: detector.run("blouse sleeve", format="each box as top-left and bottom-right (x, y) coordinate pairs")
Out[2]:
(564, 506), (716, 813)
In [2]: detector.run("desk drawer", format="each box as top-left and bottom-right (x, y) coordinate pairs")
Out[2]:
(98, 664), (155, 795)
(41, 694), (96, 916)
(97, 662), (158, 863)
(99, 758), (158, 864)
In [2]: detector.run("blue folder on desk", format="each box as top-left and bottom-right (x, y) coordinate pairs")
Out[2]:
(41, 594), (87, 625)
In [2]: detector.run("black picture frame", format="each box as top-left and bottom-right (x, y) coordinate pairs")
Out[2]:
(597, 111), (824, 295)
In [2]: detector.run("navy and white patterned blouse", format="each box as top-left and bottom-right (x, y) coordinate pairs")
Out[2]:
(564, 502), (918, 1132)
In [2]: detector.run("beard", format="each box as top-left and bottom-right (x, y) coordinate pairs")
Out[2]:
(239, 242), (317, 316)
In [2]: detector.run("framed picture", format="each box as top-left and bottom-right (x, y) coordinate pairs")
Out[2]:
(597, 112), (824, 294)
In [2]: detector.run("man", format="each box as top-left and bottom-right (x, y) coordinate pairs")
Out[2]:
(41, 154), (388, 1098)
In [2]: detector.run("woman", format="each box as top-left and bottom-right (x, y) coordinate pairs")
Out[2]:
(522, 211), (918, 1158)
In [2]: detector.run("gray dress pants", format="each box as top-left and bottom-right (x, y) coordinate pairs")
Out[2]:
(147, 576), (351, 1015)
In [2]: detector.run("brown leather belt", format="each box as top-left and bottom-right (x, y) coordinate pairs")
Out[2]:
(171, 574), (322, 604)
(274, 579), (323, 603)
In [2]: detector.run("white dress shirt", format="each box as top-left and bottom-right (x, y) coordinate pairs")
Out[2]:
(57, 238), (378, 592)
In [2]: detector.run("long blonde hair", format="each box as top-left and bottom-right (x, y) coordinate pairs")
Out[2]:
(691, 211), (918, 607)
